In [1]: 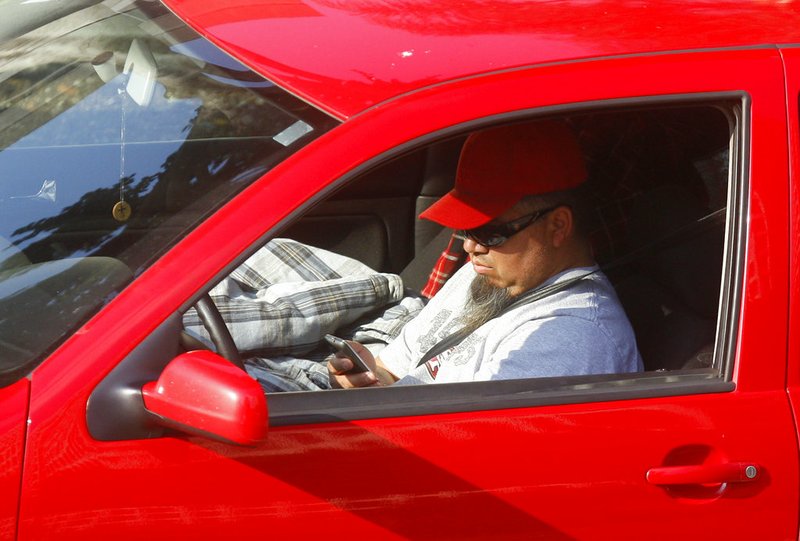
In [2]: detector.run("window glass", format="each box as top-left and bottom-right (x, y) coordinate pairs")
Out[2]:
(185, 102), (735, 404)
(0, 0), (338, 385)
(573, 106), (731, 372)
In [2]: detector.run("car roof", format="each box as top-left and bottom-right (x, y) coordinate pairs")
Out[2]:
(163, 0), (800, 120)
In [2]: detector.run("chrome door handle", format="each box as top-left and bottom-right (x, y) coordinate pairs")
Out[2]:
(646, 462), (760, 486)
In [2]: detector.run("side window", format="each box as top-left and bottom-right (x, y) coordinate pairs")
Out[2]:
(0, 1), (338, 386)
(184, 99), (740, 421)
(575, 106), (731, 372)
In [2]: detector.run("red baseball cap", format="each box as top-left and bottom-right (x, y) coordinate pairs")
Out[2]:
(419, 120), (587, 229)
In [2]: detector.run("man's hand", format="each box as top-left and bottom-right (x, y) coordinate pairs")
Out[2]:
(327, 341), (395, 389)
(327, 340), (378, 388)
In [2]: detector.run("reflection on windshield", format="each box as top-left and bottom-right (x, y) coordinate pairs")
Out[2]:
(0, 0), (338, 385)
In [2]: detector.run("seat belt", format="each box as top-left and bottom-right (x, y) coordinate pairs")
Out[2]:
(415, 269), (597, 367)
(400, 227), (465, 294)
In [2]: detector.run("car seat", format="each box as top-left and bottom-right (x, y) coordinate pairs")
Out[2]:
(612, 184), (724, 371)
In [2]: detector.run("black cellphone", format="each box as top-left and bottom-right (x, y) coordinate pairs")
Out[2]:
(323, 334), (371, 374)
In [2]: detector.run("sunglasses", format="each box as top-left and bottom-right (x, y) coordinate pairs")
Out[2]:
(459, 205), (559, 247)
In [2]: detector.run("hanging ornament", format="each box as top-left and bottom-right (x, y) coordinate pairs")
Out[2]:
(113, 81), (132, 222)
(112, 200), (132, 222)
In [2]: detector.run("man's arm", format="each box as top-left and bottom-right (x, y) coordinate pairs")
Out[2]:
(327, 340), (399, 388)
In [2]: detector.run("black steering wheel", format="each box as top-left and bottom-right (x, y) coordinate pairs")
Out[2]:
(187, 293), (245, 371)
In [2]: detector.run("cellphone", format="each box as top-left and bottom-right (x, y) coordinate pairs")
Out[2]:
(323, 334), (371, 374)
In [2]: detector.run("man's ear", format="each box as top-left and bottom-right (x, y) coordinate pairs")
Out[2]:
(548, 206), (574, 248)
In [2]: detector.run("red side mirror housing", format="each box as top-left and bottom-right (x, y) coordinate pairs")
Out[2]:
(142, 350), (267, 445)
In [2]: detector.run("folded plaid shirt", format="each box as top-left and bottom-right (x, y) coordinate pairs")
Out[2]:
(183, 238), (425, 392)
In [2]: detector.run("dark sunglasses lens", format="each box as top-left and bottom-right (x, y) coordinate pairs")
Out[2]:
(464, 226), (507, 247)
(463, 207), (556, 247)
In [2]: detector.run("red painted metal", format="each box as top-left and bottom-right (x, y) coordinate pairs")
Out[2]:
(0, 379), (28, 541)
(780, 49), (800, 534)
(783, 50), (800, 393)
(0, 0), (796, 538)
(141, 351), (268, 445)
(13, 46), (798, 539)
(163, 0), (800, 119)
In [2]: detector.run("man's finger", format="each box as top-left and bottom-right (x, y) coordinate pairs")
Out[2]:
(339, 370), (378, 388)
(327, 355), (353, 375)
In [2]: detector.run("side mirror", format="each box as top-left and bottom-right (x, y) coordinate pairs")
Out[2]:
(141, 351), (267, 445)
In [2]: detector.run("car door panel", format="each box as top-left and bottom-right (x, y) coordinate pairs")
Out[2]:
(0, 378), (28, 540)
(780, 47), (800, 488)
(250, 393), (796, 539)
(23, 392), (799, 540)
(18, 49), (798, 540)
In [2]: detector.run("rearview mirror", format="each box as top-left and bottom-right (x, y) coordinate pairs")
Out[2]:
(123, 38), (157, 106)
(142, 350), (267, 445)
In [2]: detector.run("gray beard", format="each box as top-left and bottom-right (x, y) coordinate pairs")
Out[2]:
(459, 275), (513, 335)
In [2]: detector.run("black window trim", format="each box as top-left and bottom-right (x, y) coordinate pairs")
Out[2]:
(269, 371), (734, 427)
(717, 96), (748, 384)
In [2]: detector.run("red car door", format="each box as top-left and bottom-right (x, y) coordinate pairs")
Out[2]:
(0, 379), (27, 540)
(781, 48), (800, 504)
(17, 49), (798, 540)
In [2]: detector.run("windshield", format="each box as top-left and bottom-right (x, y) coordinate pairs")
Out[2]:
(0, 0), (338, 385)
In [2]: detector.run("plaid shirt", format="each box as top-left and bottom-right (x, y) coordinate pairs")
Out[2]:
(183, 238), (424, 392)
(421, 232), (467, 298)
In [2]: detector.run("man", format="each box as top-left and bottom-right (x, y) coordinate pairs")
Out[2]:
(328, 120), (643, 388)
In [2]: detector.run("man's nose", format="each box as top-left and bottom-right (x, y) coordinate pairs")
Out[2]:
(462, 236), (488, 255)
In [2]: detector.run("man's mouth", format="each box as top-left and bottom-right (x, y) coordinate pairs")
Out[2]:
(471, 260), (492, 274)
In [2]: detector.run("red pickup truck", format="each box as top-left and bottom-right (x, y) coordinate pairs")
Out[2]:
(1, 0), (799, 539)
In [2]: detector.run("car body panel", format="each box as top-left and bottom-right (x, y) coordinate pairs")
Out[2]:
(15, 45), (799, 539)
(19, 394), (800, 540)
(0, 378), (27, 540)
(780, 46), (800, 488)
(162, 0), (800, 119)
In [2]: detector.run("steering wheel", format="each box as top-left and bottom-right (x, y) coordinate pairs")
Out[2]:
(186, 293), (245, 371)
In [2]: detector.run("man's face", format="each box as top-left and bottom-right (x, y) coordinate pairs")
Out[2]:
(463, 202), (563, 297)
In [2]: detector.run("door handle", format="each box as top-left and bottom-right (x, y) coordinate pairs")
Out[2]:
(646, 462), (760, 486)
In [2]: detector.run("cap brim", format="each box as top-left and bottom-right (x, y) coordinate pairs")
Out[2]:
(419, 191), (516, 229)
